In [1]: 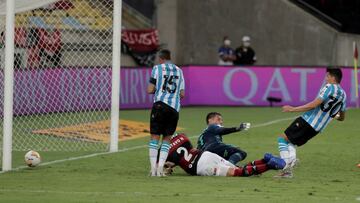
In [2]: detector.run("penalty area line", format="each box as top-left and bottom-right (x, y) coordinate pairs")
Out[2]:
(0, 116), (296, 174)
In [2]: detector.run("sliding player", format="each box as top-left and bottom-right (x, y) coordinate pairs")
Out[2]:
(197, 112), (250, 165)
(276, 67), (346, 178)
(164, 133), (285, 177)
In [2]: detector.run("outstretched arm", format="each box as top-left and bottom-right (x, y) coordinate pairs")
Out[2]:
(213, 123), (251, 136)
(215, 127), (238, 135)
(282, 98), (323, 113)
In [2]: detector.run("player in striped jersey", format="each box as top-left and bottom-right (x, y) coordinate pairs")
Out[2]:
(147, 49), (185, 176)
(276, 67), (346, 178)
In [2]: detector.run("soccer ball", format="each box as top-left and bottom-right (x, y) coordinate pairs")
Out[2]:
(24, 150), (41, 167)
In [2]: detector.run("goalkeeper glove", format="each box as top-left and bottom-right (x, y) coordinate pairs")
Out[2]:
(236, 122), (251, 131)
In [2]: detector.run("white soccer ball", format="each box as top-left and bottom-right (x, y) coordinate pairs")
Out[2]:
(25, 150), (41, 167)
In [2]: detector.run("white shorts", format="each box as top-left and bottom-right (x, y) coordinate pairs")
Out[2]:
(196, 151), (236, 176)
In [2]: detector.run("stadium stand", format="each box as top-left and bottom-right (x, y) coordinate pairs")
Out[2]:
(291, 0), (360, 34)
(8, 0), (154, 68)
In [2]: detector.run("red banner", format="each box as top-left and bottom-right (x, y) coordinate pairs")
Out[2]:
(121, 29), (159, 52)
(38, 29), (61, 54)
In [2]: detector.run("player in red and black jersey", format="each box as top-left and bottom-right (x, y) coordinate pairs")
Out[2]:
(165, 133), (286, 177)
(166, 133), (202, 175)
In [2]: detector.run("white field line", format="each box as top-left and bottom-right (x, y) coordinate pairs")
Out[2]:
(0, 116), (296, 174)
(251, 116), (296, 128)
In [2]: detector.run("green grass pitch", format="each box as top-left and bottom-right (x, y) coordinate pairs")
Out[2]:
(0, 107), (360, 203)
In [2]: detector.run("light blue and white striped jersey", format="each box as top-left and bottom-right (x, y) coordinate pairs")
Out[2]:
(302, 83), (346, 132)
(150, 62), (185, 112)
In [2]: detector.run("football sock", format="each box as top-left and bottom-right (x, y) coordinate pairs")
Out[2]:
(254, 164), (268, 174)
(288, 143), (297, 163)
(278, 137), (291, 165)
(149, 139), (159, 175)
(246, 159), (266, 167)
(228, 152), (244, 165)
(233, 164), (269, 177)
(157, 141), (171, 173)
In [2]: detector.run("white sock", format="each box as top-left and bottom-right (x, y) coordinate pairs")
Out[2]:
(278, 137), (292, 165)
(149, 139), (159, 175)
(157, 141), (170, 175)
(279, 150), (291, 165)
(288, 143), (297, 163)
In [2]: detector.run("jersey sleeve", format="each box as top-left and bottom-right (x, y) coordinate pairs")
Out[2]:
(317, 84), (332, 101)
(208, 124), (238, 136)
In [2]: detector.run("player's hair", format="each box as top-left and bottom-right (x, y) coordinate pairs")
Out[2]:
(206, 112), (222, 124)
(158, 49), (171, 60)
(326, 67), (343, 83)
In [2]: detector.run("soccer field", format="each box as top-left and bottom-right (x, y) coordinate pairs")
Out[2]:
(0, 107), (359, 203)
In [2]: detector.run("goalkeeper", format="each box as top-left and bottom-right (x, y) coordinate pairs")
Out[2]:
(197, 112), (251, 165)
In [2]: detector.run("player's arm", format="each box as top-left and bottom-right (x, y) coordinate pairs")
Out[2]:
(282, 98), (323, 112)
(147, 83), (156, 94)
(335, 94), (347, 121)
(147, 67), (158, 94)
(283, 84), (333, 113)
(180, 90), (185, 99)
(217, 127), (238, 135)
(212, 123), (251, 136)
(179, 70), (185, 99)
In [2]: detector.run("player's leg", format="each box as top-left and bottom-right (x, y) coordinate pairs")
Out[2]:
(288, 142), (297, 168)
(278, 134), (291, 166)
(278, 117), (304, 167)
(149, 134), (160, 176)
(157, 135), (171, 176)
(226, 145), (247, 165)
(149, 102), (164, 176)
(276, 134), (299, 178)
(157, 105), (179, 176)
(276, 117), (318, 178)
(229, 165), (268, 177)
(230, 155), (286, 177)
(233, 154), (285, 176)
(244, 153), (272, 167)
(196, 151), (235, 176)
(206, 143), (246, 165)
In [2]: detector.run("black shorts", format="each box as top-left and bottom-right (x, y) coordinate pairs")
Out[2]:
(284, 117), (319, 146)
(150, 101), (179, 137)
(203, 143), (247, 160)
